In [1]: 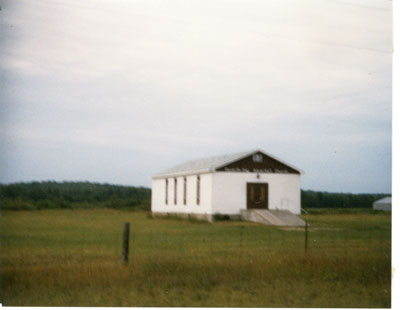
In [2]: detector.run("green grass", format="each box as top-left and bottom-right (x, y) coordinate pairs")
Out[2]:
(0, 209), (391, 307)
(303, 207), (389, 214)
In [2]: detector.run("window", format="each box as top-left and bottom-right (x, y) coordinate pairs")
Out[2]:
(174, 178), (177, 205)
(183, 177), (187, 205)
(165, 179), (168, 205)
(253, 154), (263, 162)
(196, 175), (200, 205)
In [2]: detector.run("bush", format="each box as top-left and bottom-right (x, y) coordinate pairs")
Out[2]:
(0, 198), (36, 211)
(213, 213), (230, 221)
(55, 199), (72, 209)
(36, 200), (58, 210)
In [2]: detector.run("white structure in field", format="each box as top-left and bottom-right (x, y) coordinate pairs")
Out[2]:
(373, 197), (391, 211)
(151, 149), (303, 221)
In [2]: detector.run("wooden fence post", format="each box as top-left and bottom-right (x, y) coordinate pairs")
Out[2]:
(304, 220), (308, 254)
(239, 225), (244, 257)
(122, 222), (130, 264)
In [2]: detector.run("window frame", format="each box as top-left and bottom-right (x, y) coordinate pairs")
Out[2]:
(174, 178), (177, 205)
(165, 179), (168, 205)
(196, 175), (200, 205)
(253, 154), (263, 162)
(183, 177), (187, 205)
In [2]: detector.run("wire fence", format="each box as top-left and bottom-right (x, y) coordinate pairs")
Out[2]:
(120, 217), (391, 265)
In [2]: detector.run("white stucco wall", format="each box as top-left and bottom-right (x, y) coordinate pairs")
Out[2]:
(211, 172), (301, 215)
(151, 173), (213, 215)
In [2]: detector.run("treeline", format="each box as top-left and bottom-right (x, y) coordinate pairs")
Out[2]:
(0, 181), (390, 211)
(0, 181), (151, 211)
(301, 190), (389, 209)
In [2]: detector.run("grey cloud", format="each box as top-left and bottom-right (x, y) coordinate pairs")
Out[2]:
(0, 0), (392, 193)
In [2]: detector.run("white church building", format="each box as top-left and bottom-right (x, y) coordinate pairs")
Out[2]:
(151, 149), (303, 222)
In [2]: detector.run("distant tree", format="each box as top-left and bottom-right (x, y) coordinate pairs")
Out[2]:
(0, 181), (151, 210)
(301, 190), (389, 209)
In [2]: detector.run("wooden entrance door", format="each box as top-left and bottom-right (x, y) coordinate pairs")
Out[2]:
(247, 183), (268, 209)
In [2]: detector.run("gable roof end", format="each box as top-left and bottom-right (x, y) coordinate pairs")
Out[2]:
(152, 149), (304, 179)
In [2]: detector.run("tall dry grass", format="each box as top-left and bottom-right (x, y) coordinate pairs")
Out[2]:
(0, 209), (391, 307)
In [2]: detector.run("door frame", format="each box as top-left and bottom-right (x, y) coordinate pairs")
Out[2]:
(246, 182), (269, 210)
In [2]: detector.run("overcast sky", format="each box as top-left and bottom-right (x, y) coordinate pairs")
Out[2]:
(0, 0), (392, 193)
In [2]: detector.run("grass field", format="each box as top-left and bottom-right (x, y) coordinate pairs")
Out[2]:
(0, 209), (391, 307)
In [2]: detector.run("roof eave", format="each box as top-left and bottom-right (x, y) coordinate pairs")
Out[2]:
(152, 168), (212, 179)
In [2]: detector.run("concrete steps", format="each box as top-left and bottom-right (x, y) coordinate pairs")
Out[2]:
(240, 209), (305, 226)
